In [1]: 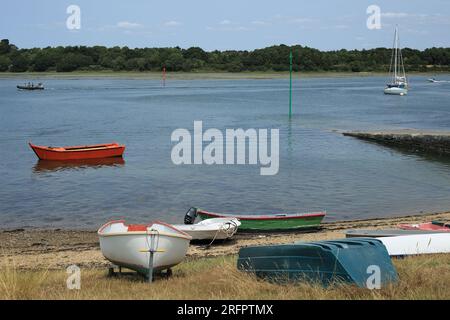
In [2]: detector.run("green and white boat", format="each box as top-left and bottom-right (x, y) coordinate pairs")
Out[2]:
(384, 26), (408, 96)
(191, 208), (326, 231)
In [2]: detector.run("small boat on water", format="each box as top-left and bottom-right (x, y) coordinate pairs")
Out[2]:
(98, 220), (192, 276)
(427, 78), (448, 83)
(398, 221), (450, 232)
(378, 233), (450, 256)
(17, 82), (44, 90)
(193, 208), (326, 231)
(29, 142), (125, 161)
(174, 210), (241, 240)
(384, 26), (408, 96)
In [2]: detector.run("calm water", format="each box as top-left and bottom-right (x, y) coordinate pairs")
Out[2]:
(1, 75), (450, 229)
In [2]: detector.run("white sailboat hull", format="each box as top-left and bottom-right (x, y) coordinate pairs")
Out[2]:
(98, 221), (191, 274)
(173, 218), (241, 240)
(384, 87), (408, 95)
(378, 234), (450, 256)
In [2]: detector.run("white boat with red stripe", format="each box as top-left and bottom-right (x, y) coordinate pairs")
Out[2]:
(98, 220), (192, 276)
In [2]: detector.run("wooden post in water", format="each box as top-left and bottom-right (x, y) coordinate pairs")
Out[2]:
(289, 49), (293, 119)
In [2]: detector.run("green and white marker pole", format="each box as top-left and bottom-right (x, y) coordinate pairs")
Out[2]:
(289, 49), (293, 119)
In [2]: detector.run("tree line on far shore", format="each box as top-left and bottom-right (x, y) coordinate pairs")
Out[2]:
(0, 39), (449, 73)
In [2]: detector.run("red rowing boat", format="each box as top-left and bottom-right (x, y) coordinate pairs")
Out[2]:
(29, 142), (125, 161)
(398, 221), (450, 232)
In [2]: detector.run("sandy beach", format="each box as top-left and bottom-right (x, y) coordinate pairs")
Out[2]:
(2, 210), (449, 271)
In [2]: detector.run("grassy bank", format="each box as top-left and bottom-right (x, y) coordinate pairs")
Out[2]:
(1, 70), (447, 80)
(1, 211), (449, 299)
(1, 254), (449, 300)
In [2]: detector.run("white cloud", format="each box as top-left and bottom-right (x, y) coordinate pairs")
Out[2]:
(207, 19), (250, 31)
(380, 12), (432, 19)
(117, 21), (143, 29)
(207, 25), (249, 32)
(380, 12), (450, 28)
(334, 24), (349, 29)
(251, 20), (269, 26)
(381, 12), (411, 18)
(164, 20), (182, 27)
(288, 17), (317, 24)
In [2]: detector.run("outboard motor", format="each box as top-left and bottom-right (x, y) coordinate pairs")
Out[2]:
(184, 207), (198, 224)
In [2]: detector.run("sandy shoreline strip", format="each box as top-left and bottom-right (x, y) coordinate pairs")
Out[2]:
(2, 71), (446, 80)
(1, 211), (449, 270)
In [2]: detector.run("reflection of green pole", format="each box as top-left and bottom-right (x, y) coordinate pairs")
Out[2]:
(289, 49), (293, 118)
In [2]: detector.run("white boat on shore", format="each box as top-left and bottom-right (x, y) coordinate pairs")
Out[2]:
(345, 229), (450, 238)
(98, 220), (192, 276)
(384, 26), (408, 96)
(173, 218), (241, 240)
(378, 233), (450, 256)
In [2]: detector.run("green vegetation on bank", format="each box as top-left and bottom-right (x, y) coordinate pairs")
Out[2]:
(1, 38), (449, 74)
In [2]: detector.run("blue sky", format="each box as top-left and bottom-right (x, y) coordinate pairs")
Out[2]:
(1, 0), (449, 50)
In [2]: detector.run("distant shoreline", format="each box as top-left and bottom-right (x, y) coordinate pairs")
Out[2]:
(1, 71), (448, 80)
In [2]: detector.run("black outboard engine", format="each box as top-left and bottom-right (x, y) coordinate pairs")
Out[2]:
(184, 207), (198, 224)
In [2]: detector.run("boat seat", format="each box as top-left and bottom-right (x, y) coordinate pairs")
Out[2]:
(127, 224), (148, 232)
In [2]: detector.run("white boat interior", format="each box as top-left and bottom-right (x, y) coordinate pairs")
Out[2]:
(173, 218), (241, 240)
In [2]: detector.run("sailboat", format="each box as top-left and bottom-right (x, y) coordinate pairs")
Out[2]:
(384, 26), (408, 95)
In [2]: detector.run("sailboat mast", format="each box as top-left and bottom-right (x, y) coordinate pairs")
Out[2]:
(394, 26), (398, 82)
(398, 31), (406, 81)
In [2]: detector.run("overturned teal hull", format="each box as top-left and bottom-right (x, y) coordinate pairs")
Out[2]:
(237, 238), (398, 287)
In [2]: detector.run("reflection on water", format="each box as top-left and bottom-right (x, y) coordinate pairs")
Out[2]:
(33, 157), (125, 173)
(287, 118), (293, 154)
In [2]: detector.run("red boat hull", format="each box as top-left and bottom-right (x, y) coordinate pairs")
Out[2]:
(398, 222), (450, 232)
(29, 142), (125, 161)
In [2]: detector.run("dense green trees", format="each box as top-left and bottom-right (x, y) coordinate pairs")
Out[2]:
(0, 55), (11, 71)
(0, 39), (449, 73)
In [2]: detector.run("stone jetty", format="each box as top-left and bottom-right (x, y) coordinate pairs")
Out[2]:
(342, 129), (450, 156)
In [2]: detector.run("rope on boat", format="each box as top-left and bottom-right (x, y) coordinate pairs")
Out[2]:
(202, 219), (239, 249)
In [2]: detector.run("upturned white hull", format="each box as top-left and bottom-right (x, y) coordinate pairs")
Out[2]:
(173, 218), (241, 240)
(98, 221), (191, 274)
(378, 234), (450, 256)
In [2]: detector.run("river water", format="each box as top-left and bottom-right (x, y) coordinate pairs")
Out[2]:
(1, 75), (449, 228)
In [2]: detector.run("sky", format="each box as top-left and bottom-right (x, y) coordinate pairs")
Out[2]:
(1, 0), (449, 51)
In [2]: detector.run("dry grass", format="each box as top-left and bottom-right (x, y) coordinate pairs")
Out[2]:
(0, 260), (49, 299)
(0, 254), (449, 300)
